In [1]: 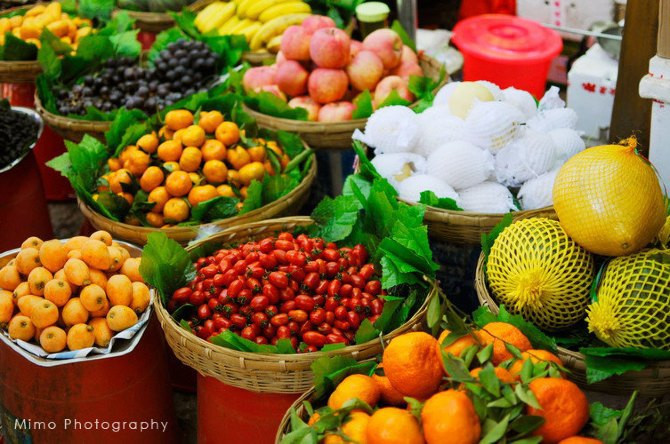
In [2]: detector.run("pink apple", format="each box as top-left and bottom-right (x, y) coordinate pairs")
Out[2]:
(349, 40), (362, 61)
(243, 66), (278, 93)
(374, 75), (414, 107)
(308, 68), (348, 104)
(309, 28), (351, 69)
(276, 51), (287, 65)
(318, 101), (355, 122)
(400, 45), (419, 64)
(301, 15), (336, 35)
(260, 84), (287, 102)
(288, 96), (321, 121)
(347, 50), (384, 92)
(280, 25), (311, 61)
(275, 60), (309, 97)
(391, 61), (423, 80)
(362, 29), (403, 69)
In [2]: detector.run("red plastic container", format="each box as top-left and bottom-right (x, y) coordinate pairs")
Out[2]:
(451, 14), (563, 98)
(0, 317), (178, 444)
(197, 375), (300, 444)
(138, 31), (157, 50)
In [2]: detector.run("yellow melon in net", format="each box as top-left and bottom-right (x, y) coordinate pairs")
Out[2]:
(552, 138), (666, 257)
(658, 216), (670, 249)
(586, 249), (670, 349)
(487, 218), (595, 331)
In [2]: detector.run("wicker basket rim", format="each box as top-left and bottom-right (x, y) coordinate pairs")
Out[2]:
(114, 0), (214, 20)
(412, 198), (555, 218)
(34, 92), (112, 130)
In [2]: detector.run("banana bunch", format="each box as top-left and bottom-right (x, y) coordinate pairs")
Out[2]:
(195, 0), (311, 52)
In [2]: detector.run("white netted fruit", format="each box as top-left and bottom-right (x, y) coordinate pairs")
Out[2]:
(495, 130), (558, 187)
(425, 140), (493, 190)
(354, 106), (420, 154)
(538, 86), (565, 111)
(433, 82), (460, 107)
(502, 87), (537, 121)
(458, 181), (517, 213)
(464, 101), (524, 153)
(548, 128), (585, 163)
(396, 174), (460, 205)
(518, 169), (558, 210)
(413, 107), (464, 157)
(476, 80), (504, 100)
(527, 108), (579, 132)
(370, 153), (427, 186)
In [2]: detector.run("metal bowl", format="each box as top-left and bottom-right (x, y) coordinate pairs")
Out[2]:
(0, 105), (44, 174)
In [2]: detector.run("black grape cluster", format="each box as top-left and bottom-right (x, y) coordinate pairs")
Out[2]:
(56, 39), (219, 116)
(0, 103), (39, 170)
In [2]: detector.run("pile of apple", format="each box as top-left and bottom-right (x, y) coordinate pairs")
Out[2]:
(242, 15), (422, 122)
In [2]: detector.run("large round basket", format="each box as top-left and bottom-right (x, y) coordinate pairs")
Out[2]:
(114, 0), (215, 33)
(474, 253), (670, 397)
(244, 53), (446, 150)
(79, 158), (317, 245)
(275, 386), (318, 443)
(0, 4), (42, 83)
(153, 216), (435, 394)
(34, 92), (110, 143)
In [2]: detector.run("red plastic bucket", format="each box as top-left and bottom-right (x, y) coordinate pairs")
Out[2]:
(451, 14), (563, 98)
(0, 317), (178, 444)
(138, 32), (157, 50)
(197, 375), (300, 444)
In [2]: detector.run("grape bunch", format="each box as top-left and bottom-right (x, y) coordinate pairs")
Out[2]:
(0, 101), (39, 170)
(56, 39), (219, 116)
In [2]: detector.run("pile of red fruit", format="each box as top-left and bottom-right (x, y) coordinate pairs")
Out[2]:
(168, 232), (385, 352)
(243, 15), (422, 122)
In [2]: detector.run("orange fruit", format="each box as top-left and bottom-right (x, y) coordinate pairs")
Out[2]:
(106, 274), (132, 306)
(89, 269), (108, 288)
(109, 168), (133, 194)
(157, 140), (183, 162)
(239, 186), (248, 199)
(217, 184), (235, 197)
(44, 279), (71, 307)
(238, 162), (265, 186)
(173, 128), (186, 144)
(509, 350), (564, 378)
(8, 315), (35, 341)
(202, 160), (228, 184)
(328, 374), (380, 409)
(38, 239), (68, 273)
(528, 378), (589, 444)
(179, 146), (203, 172)
(63, 236), (87, 252)
(146, 212), (165, 228)
(366, 407), (424, 444)
(117, 192), (134, 205)
(17, 295), (42, 317)
(39, 326), (67, 353)
(107, 246), (125, 272)
(90, 231), (113, 246)
(80, 239), (111, 270)
(0, 264), (21, 291)
(106, 305), (138, 331)
(12, 282), (30, 302)
(477, 322), (532, 365)
(67, 323), (95, 350)
(89, 298), (110, 317)
(247, 145), (266, 162)
(198, 110), (224, 133)
(215, 121), (240, 146)
(15, 247), (41, 275)
(436, 329), (478, 373)
(63, 258), (91, 286)
(188, 172), (201, 185)
(125, 149), (150, 176)
(228, 170), (241, 187)
(163, 161), (180, 173)
(323, 411), (370, 444)
(62, 297), (89, 327)
(120, 257), (143, 283)
(137, 132), (159, 153)
(165, 170), (193, 197)
(165, 109), (194, 131)
(558, 437), (603, 444)
(158, 125), (174, 140)
(67, 250), (82, 260)
(140, 166), (165, 192)
(119, 146), (138, 163)
(163, 198), (190, 223)
(227, 145), (250, 170)
(148, 186), (170, 213)
(372, 364), (406, 406)
(130, 282), (151, 314)
(383, 332), (443, 399)
(21, 236), (43, 250)
(30, 299), (59, 328)
(0, 290), (14, 325)
(181, 125), (206, 147)
(89, 317), (114, 347)
(422, 389), (480, 444)
(188, 185), (219, 207)
(202, 139), (227, 161)
(80, 284), (108, 312)
(28, 267), (53, 296)
(108, 157), (122, 171)
(469, 367), (516, 384)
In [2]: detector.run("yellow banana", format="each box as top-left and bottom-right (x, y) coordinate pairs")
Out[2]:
(229, 18), (255, 35)
(198, 1), (237, 34)
(195, 2), (226, 32)
(259, 1), (310, 22)
(241, 21), (263, 41)
(218, 15), (240, 35)
(249, 12), (309, 50)
(236, 0), (256, 17)
(246, 0), (292, 20)
(266, 34), (282, 52)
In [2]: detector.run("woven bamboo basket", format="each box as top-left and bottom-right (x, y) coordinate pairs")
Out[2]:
(0, 4), (42, 83)
(79, 156), (317, 245)
(244, 53), (446, 150)
(474, 253), (670, 396)
(275, 387), (318, 443)
(34, 92), (110, 142)
(153, 216), (435, 393)
(115, 0), (215, 33)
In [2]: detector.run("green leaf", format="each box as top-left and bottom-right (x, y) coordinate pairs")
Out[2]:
(352, 90), (374, 119)
(75, 35), (115, 62)
(515, 384), (542, 410)
(477, 343), (494, 364)
(441, 353), (473, 382)
(520, 359), (534, 384)
(391, 20), (416, 52)
(404, 397), (424, 421)
(418, 190), (463, 211)
(481, 213), (514, 259)
(310, 195), (361, 242)
(583, 354), (647, 384)
(2, 33), (37, 61)
(277, 130), (305, 159)
(240, 179), (263, 214)
(109, 30), (142, 58)
(478, 364), (501, 397)
(179, 319), (192, 332)
(426, 290), (442, 329)
(354, 318), (379, 344)
(37, 41), (61, 81)
(78, 0), (115, 20)
(247, 91), (309, 120)
(311, 355), (376, 400)
(479, 414), (510, 444)
(191, 196), (240, 223)
(510, 437), (543, 444)
(377, 89), (412, 109)
(210, 329), (296, 354)
(140, 232), (195, 305)
(509, 415), (545, 435)
(505, 342), (524, 360)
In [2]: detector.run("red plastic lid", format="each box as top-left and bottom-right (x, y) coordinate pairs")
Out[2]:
(451, 14), (563, 63)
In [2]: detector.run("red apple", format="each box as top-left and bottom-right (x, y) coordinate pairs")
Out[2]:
(400, 45), (419, 64)
(276, 50), (287, 65)
(243, 66), (278, 93)
(280, 25), (311, 61)
(275, 60), (309, 97)
(301, 15), (336, 35)
(349, 40), (363, 61)
(288, 96), (321, 121)
(318, 101), (355, 122)
(362, 29), (403, 69)
(260, 84), (287, 102)
(309, 28), (351, 69)
(347, 50), (384, 92)
(391, 61), (423, 80)
(374, 75), (414, 106)
(308, 68), (348, 104)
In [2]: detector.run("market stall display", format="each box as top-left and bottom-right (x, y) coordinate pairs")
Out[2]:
(49, 94), (316, 244)
(113, 0), (212, 34)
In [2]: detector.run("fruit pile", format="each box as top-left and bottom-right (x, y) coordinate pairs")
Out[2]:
(169, 233), (385, 351)
(0, 232), (149, 354)
(289, 325), (606, 444)
(243, 20), (422, 122)
(194, 0), (311, 53)
(100, 108), (290, 227)
(0, 100), (39, 170)
(55, 40), (218, 115)
(117, 0), (195, 13)
(0, 2), (92, 49)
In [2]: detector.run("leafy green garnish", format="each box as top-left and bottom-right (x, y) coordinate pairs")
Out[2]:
(140, 232), (196, 305)
(391, 19), (416, 52)
(352, 90), (374, 119)
(419, 190), (462, 211)
(311, 355), (376, 400)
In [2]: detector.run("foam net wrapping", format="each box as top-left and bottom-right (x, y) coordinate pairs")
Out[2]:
(587, 249), (670, 349)
(487, 218), (595, 331)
